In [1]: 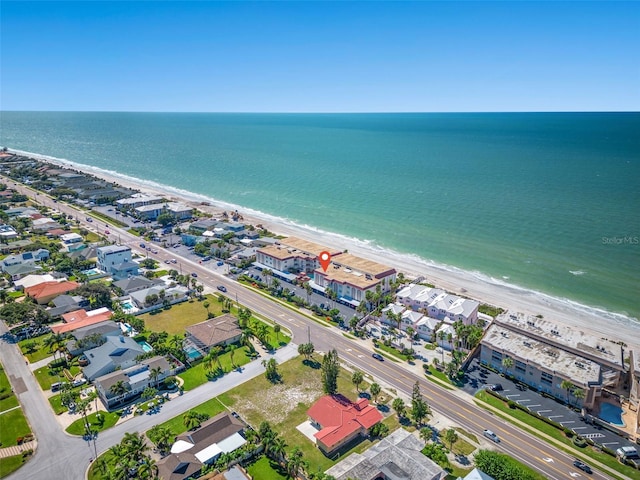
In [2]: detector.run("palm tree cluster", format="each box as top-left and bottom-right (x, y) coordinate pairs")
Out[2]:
(96, 432), (157, 479)
(256, 422), (313, 479)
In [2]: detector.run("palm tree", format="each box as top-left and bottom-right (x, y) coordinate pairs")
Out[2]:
(203, 301), (210, 316)
(370, 383), (381, 403)
(572, 387), (586, 407)
(352, 371), (364, 392)
(109, 380), (128, 399)
(286, 446), (306, 479)
(150, 366), (162, 389)
(273, 323), (281, 343)
(561, 379), (574, 404)
(183, 410), (201, 430)
(303, 282), (312, 304)
(444, 428), (458, 450)
(228, 344), (237, 367)
(392, 397), (406, 419)
(270, 436), (287, 464)
(501, 356), (514, 375)
(419, 426), (433, 444)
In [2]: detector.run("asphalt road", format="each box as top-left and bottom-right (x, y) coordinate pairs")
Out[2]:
(2, 179), (622, 480)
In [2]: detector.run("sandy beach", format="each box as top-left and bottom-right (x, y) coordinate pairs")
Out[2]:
(25, 152), (640, 348)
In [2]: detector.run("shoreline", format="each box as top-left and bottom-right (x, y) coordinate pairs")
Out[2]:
(8, 148), (640, 345)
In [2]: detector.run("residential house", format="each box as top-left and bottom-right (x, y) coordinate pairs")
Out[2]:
(0, 224), (18, 240)
(4, 263), (42, 281)
(396, 285), (479, 325)
(127, 284), (189, 313)
(1, 249), (49, 272)
(94, 355), (176, 409)
(134, 203), (166, 220)
(51, 307), (114, 335)
(68, 245), (98, 266)
(60, 233), (84, 251)
(25, 280), (80, 305)
(82, 335), (146, 381)
(307, 394), (383, 455)
(188, 219), (219, 235)
(31, 217), (61, 231)
(66, 320), (122, 356)
(325, 428), (446, 480)
(164, 202), (193, 220)
(97, 245), (138, 280)
(46, 294), (88, 318)
(14, 274), (57, 291)
(436, 324), (457, 351)
(158, 412), (246, 480)
(461, 468), (496, 480)
(184, 315), (242, 359)
(112, 275), (164, 295)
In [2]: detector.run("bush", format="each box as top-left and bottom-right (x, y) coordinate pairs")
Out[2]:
(573, 436), (587, 448)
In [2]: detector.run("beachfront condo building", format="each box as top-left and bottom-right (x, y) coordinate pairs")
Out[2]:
(396, 284), (479, 325)
(313, 253), (397, 307)
(255, 236), (342, 276)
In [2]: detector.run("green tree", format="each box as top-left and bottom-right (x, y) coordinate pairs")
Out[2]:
(501, 356), (514, 375)
(370, 382), (381, 403)
(352, 370), (364, 392)
(183, 410), (202, 430)
(561, 379), (574, 404)
(410, 381), (431, 426)
(572, 387), (586, 406)
(444, 428), (458, 450)
(262, 357), (280, 383)
(298, 342), (315, 361)
(147, 425), (174, 454)
(392, 397), (406, 419)
(419, 426), (433, 444)
(321, 349), (340, 395)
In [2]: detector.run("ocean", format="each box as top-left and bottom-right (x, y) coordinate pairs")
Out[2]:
(1, 111), (638, 321)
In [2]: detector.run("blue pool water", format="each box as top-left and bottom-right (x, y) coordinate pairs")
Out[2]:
(137, 341), (153, 353)
(185, 346), (201, 360)
(82, 268), (102, 276)
(599, 403), (624, 427)
(122, 301), (134, 309)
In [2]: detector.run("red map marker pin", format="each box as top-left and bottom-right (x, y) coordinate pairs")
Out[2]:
(318, 251), (331, 272)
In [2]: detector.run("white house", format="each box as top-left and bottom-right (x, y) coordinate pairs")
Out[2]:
(97, 245), (138, 280)
(396, 285), (479, 325)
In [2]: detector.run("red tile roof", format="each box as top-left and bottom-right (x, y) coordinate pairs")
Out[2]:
(52, 309), (114, 334)
(25, 280), (80, 300)
(307, 394), (383, 450)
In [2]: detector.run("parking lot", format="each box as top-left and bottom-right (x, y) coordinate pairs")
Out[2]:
(463, 358), (639, 453)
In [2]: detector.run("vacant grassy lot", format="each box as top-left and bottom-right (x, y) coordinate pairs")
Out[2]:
(142, 295), (233, 335)
(0, 408), (31, 447)
(217, 356), (392, 472)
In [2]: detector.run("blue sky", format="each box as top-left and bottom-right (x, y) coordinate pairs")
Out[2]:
(1, 1), (639, 112)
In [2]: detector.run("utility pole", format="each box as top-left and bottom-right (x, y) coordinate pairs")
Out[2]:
(308, 325), (311, 345)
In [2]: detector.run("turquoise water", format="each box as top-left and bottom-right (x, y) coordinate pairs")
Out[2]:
(599, 403), (625, 427)
(185, 345), (202, 360)
(1, 112), (638, 320)
(137, 341), (153, 353)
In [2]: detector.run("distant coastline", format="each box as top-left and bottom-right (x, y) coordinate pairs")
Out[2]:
(5, 147), (640, 348)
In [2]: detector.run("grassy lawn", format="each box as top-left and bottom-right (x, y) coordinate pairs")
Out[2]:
(447, 466), (473, 480)
(0, 455), (28, 479)
(217, 356), (387, 472)
(245, 455), (289, 480)
(33, 365), (64, 390)
(0, 367), (19, 412)
(65, 411), (120, 435)
(142, 295), (231, 335)
(18, 335), (54, 363)
(48, 394), (67, 415)
(372, 343), (402, 362)
(454, 427), (478, 444)
(178, 344), (254, 391)
(450, 436), (476, 456)
(155, 397), (227, 438)
(475, 390), (637, 479)
(0, 408), (31, 447)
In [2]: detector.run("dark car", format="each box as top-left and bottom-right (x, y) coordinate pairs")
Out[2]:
(573, 460), (592, 474)
(489, 383), (503, 392)
(372, 353), (384, 361)
(190, 272), (198, 277)
(217, 285), (227, 292)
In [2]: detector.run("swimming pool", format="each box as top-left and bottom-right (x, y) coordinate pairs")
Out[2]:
(121, 301), (134, 309)
(82, 268), (102, 276)
(137, 341), (153, 353)
(599, 402), (625, 427)
(185, 345), (202, 360)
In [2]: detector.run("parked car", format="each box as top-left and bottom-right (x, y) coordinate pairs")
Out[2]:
(372, 353), (384, 361)
(489, 383), (503, 392)
(217, 261), (224, 266)
(217, 285), (227, 292)
(572, 460), (592, 474)
(191, 272), (198, 277)
(140, 243), (146, 249)
(483, 429), (500, 443)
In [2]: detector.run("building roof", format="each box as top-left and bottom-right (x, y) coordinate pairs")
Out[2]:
(82, 335), (145, 380)
(14, 274), (56, 290)
(4, 263), (41, 276)
(496, 311), (625, 370)
(98, 244), (131, 255)
(94, 355), (171, 395)
(482, 324), (601, 387)
(307, 394), (383, 450)
(71, 320), (121, 342)
(325, 428), (445, 480)
(185, 315), (242, 349)
(329, 253), (396, 278)
(464, 468), (495, 480)
(53, 308), (114, 334)
(277, 236), (338, 258)
(25, 280), (79, 300)
(112, 275), (161, 293)
(159, 412), (245, 480)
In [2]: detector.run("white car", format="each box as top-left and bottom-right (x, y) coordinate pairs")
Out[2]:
(483, 429), (500, 443)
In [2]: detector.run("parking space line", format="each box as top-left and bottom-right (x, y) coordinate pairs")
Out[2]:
(572, 426), (587, 430)
(560, 421), (575, 424)
(537, 409), (552, 413)
(528, 404), (541, 407)
(548, 415), (564, 419)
